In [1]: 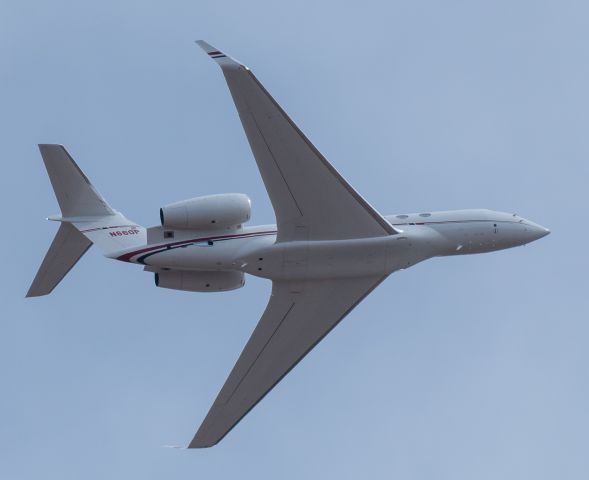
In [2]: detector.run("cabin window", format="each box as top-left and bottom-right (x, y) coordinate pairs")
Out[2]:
(419, 213), (431, 217)
(396, 214), (409, 219)
(164, 231), (174, 239)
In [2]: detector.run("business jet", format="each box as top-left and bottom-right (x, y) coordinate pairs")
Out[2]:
(27, 41), (550, 448)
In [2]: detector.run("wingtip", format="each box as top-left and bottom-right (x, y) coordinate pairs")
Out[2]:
(188, 420), (230, 448)
(38, 144), (67, 159)
(38, 143), (64, 150)
(187, 440), (216, 449)
(187, 424), (221, 449)
(195, 40), (217, 54)
(194, 41), (247, 70)
(25, 288), (46, 298)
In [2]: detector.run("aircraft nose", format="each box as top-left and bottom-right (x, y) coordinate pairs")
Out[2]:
(523, 219), (550, 242)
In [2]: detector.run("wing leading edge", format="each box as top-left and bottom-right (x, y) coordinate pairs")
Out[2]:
(195, 41), (397, 242)
(189, 274), (387, 448)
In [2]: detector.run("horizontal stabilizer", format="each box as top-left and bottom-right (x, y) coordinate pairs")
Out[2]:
(38, 144), (114, 217)
(26, 222), (92, 297)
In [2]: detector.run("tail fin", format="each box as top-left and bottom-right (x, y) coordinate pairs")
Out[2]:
(27, 145), (146, 297)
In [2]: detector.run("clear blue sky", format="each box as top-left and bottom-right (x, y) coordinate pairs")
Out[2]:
(1, 1), (587, 478)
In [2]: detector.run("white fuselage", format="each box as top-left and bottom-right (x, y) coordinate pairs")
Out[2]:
(29, 43), (554, 448)
(113, 209), (549, 281)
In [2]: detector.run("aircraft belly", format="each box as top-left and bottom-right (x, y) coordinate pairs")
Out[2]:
(141, 229), (439, 279)
(245, 237), (396, 280)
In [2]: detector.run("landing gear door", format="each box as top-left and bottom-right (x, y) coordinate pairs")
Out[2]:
(283, 225), (309, 290)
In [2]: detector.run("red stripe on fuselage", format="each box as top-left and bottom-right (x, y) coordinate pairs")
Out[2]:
(116, 230), (276, 263)
(80, 225), (139, 233)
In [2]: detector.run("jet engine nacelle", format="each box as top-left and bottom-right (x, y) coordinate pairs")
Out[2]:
(155, 270), (245, 292)
(159, 194), (251, 230)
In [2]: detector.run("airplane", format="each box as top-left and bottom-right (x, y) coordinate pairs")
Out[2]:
(27, 41), (550, 448)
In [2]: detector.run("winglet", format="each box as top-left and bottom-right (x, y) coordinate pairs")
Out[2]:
(195, 40), (248, 70)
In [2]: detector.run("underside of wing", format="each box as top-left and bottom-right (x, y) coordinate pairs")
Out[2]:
(196, 41), (397, 242)
(188, 274), (387, 448)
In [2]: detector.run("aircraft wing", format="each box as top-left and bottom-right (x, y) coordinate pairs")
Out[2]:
(196, 41), (397, 242)
(189, 274), (387, 448)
